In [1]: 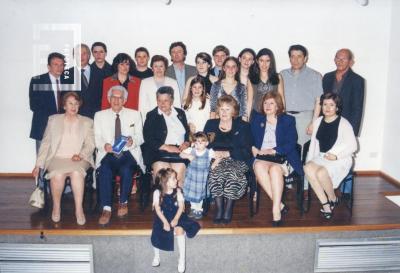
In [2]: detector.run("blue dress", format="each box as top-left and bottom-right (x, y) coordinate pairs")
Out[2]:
(183, 149), (211, 203)
(151, 191), (201, 251)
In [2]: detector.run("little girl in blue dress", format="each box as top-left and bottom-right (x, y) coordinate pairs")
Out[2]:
(180, 132), (214, 219)
(151, 168), (200, 273)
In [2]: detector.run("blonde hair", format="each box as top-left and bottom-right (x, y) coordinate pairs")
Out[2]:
(216, 95), (239, 118)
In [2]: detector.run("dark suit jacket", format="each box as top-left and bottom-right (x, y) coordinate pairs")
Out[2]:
(166, 64), (197, 83)
(142, 107), (190, 166)
(250, 113), (304, 176)
(67, 65), (107, 119)
(322, 69), (365, 136)
(204, 118), (253, 166)
(29, 72), (68, 140)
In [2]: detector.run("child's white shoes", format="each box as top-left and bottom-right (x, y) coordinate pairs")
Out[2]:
(152, 256), (160, 267)
(178, 258), (185, 273)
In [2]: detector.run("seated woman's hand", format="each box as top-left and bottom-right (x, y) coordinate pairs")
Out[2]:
(160, 144), (180, 153)
(258, 148), (276, 155)
(324, 153), (337, 161)
(32, 166), (39, 178)
(178, 142), (190, 152)
(71, 154), (82, 161)
(214, 151), (230, 159)
(252, 147), (259, 158)
(163, 221), (171, 232)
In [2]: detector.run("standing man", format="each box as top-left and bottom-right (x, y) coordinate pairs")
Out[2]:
(320, 49), (365, 136)
(210, 45), (230, 77)
(91, 42), (113, 81)
(29, 52), (68, 152)
(281, 44), (323, 149)
(68, 43), (105, 119)
(166, 41), (197, 101)
(131, 47), (153, 79)
(94, 86), (145, 226)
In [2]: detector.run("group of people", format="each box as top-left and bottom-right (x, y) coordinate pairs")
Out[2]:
(30, 41), (364, 272)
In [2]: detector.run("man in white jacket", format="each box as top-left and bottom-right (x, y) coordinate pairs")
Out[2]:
(94, 85), (145, 225)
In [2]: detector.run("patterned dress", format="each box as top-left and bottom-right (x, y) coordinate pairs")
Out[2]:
(183, 149), (211, 203)
(209, 81), (247, 118)
(207, 128), (249, 200)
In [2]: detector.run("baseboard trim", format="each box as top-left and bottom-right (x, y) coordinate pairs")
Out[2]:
(380, 171), (400, 187)
(354, 170), (381, 176)
(0, 173), (32, 178)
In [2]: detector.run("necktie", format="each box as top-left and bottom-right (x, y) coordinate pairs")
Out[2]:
(115, 114), (121, 143)
(81, 68), (89, 89)
(114, 114), (122, 158)
(56, 78), (62, 112)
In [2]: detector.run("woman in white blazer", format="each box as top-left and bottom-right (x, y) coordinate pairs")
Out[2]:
(32, 92), (95, 225)
(138, 55), (181, 121)
(304, 93), (357, 219)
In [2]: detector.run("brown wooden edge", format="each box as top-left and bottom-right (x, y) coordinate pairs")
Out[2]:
(1, 223), (400, 236)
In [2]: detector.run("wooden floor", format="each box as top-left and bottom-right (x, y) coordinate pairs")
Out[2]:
(0, 175), (400, 235)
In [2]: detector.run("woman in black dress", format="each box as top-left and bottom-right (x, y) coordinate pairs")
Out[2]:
(204, 95), (253, 224)
(143, 86), (190, 187)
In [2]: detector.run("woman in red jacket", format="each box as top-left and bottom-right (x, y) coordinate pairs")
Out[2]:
(101, 53), (141, 110)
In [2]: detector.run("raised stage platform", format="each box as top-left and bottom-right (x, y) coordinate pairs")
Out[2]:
(0, 175), (399, 273)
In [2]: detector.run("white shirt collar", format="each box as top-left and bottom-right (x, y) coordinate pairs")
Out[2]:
(48, 72), (60, 83)
(157, 107), (178, 117)
(112, 107), (125, 115)
(80, 64), (90, 71)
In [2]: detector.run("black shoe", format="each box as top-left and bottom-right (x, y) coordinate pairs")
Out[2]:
(320, 201), (333, 219)
(213, 218), (222, 224)
(272, 219), (282, 227)
(281, 203), (289, 215)
(329, 197), (339, 210)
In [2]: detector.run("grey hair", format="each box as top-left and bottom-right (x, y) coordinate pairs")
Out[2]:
(107, 85), (128, 100)
(156, 86), (174, 100)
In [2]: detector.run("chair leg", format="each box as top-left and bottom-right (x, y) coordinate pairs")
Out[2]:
(296, 175), (304, 215)
(304, 182), (312, 213)
(248, 171), (257, 217)
(255, 185), (260, 214)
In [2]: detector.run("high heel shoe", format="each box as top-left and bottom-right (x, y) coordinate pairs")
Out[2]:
(281, 203), (289, 215)
(51, 209), (61, 223)
(320, 202), (333, 219)
(272, 219), (283, 227)
(329, 197), (339, 210)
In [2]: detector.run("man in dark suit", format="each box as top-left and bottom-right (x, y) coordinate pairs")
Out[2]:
(309, 49), (364, 195)
(322, 48), (365, 136)
(166, 41), (197, 101)
(68, 43), (108, 119)
(29, 52), (68, 152)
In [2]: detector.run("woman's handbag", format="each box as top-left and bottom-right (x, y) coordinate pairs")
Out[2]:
(29, 169), (45, 209)
(256, 153), (287, 164)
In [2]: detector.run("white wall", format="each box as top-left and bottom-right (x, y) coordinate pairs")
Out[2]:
(0, 0), (393, 173)
(382, 1), (400, 180)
